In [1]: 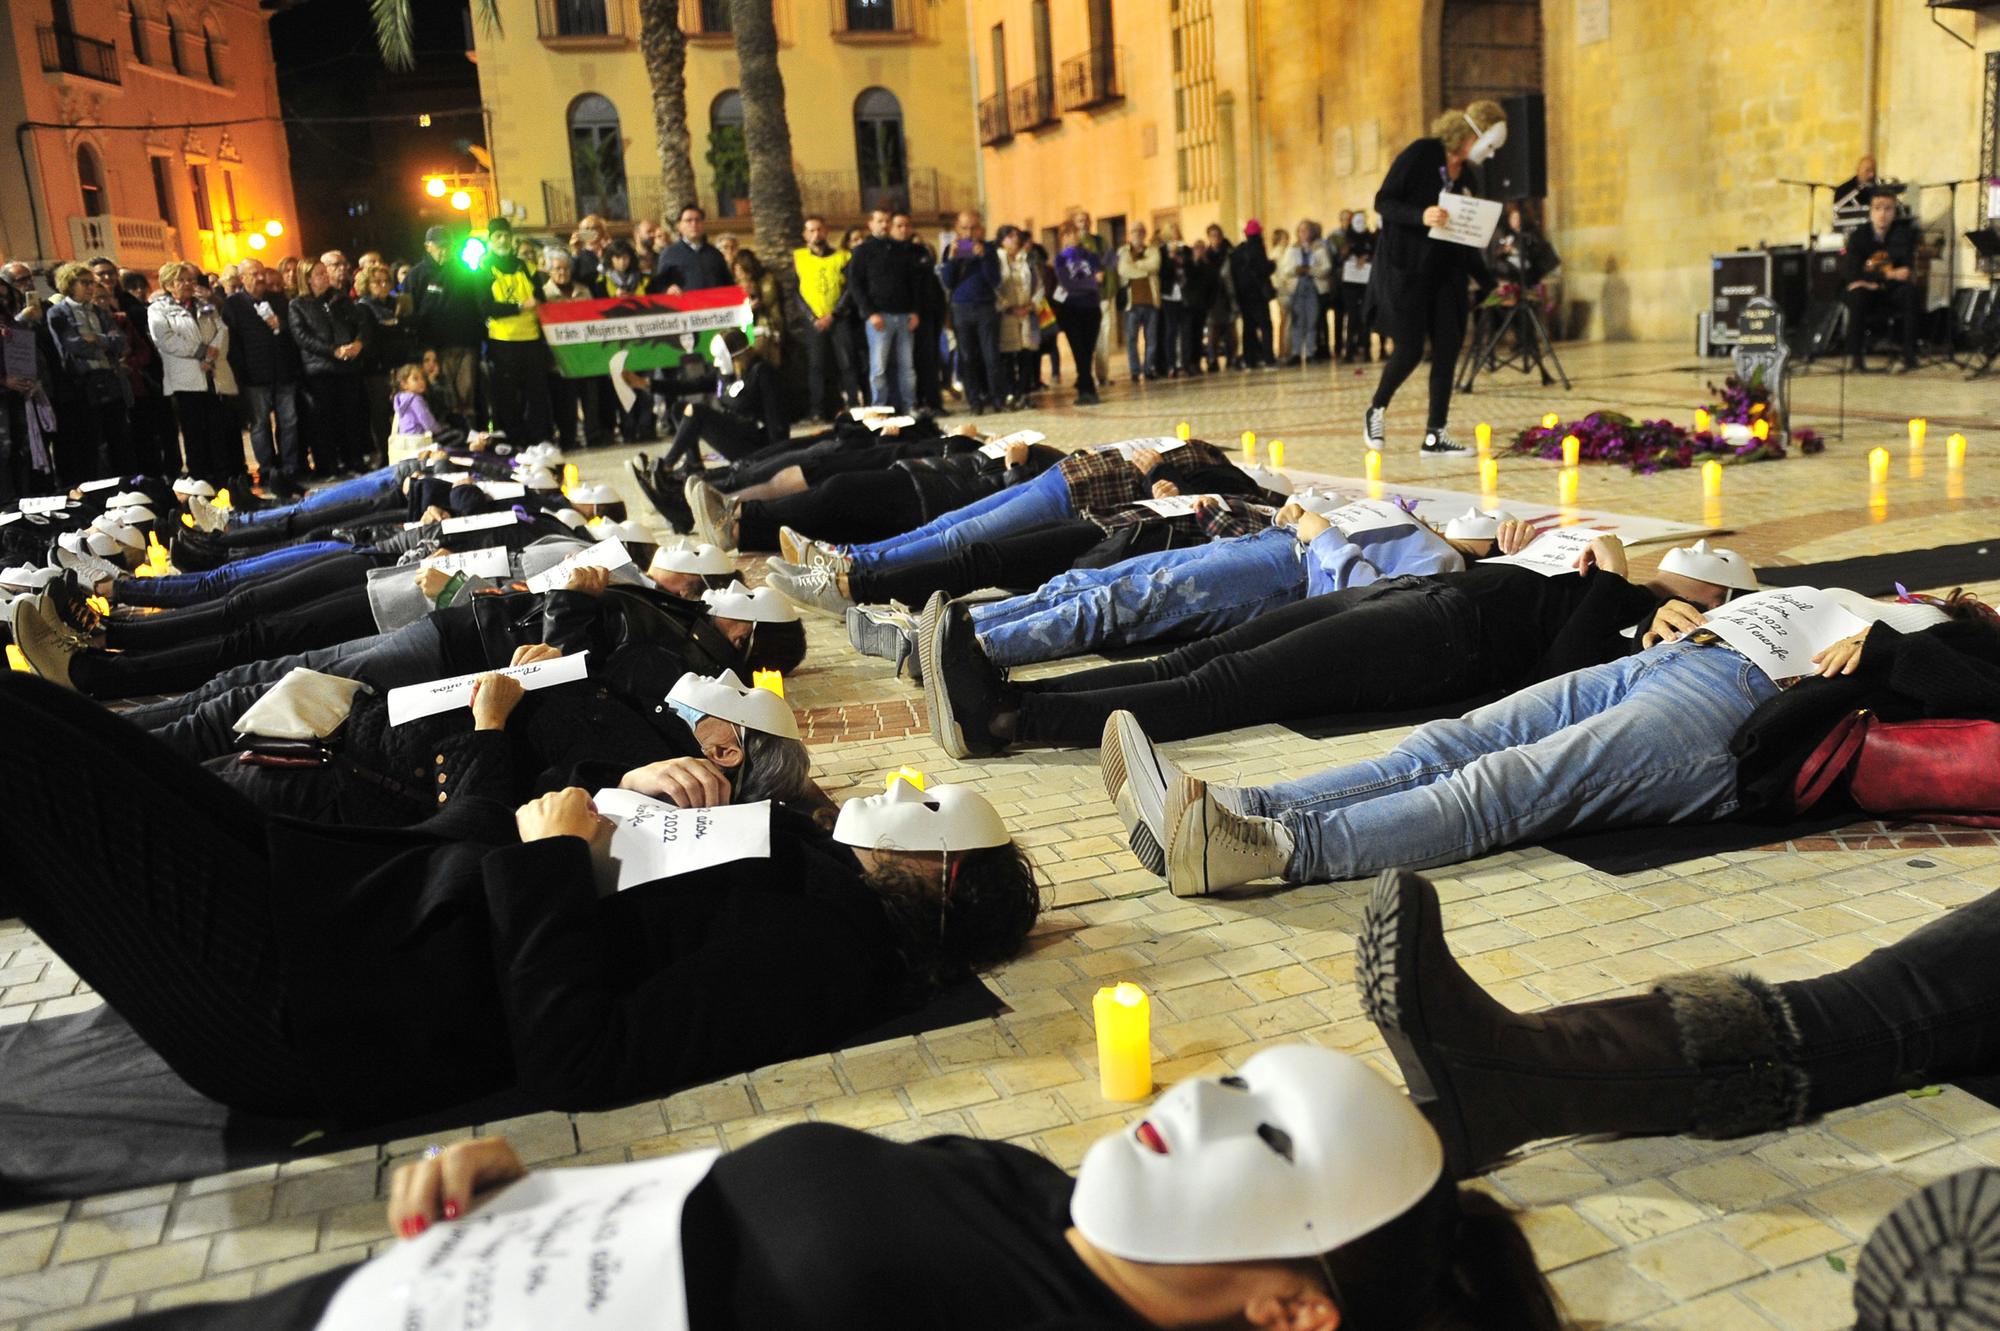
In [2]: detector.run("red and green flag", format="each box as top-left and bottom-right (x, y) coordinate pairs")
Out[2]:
(537, 286), (755, 380)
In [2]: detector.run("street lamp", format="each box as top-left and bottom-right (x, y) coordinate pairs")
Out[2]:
(246, 232), (267, 251)
(264, 219), (284, 237)
(450, 190), (473, 211)
(425, 177), (447, 199)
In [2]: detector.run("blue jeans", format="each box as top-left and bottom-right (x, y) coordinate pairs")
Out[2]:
(970, 527), (1305, 668)
(1235, 640), (1780, 883)
(115, 540), (355, 608)
(227, 463), (406, 530)
(1125, 306), (1160, 380)
(239, 382), (303, 478)
(952, 302), (1005, 408)
(846, 467), (1073, 572)
(865, 317), (916, 412)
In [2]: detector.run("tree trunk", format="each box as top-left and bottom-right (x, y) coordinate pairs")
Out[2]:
(637, 0), (698, 221)
(729, 0), (803, 284)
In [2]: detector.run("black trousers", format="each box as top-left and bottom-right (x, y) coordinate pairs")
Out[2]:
(1371, 277), (1468, 431)
(105, 552), (380, 654)
(1053, 300), (1100, 395)
(1844, 281), (1922, 366)
(488, 340), (553, 445)
(737, 471), (926, 551)
(1, 678), (316, 1113)
(1239, 297), (1274, 368)
(1342, 282), (1373, 359)
(302, 372), (372, 473)
(801, 320), (852, 421)
(847, 519), (1108, 606)
(71, 583), (379, 700)
(171, 389), (237, 482)
(549, 372), (607, 448)
(1013, 579), (1485, 746)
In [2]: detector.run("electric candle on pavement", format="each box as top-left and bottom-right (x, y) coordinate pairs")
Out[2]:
(562, 463), (581, 494)
(1542, 412), (1560, 430)
(1751, 418), (1770, 442)
(1176, 421), (1191, 441)
(1702, 460), (1723, 497)
(1560, 434), (1580, 467)
(1948, 433), (1968, 468)
(752, 669), (784, 698)
(1910, 418), (1928, 449)
(1695, 408), (1711, 434)
(1094, 982), (1153, 1101)
(1475, 422), (1492, 454)
(1869, 447), (1891, 484)
(1268, 440), (1286, 468)
(1240, 430), (1257, 462)
(884, 765), (928, 792)
(1364, 450), (1381, 481)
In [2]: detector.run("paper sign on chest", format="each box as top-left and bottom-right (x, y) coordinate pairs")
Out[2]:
(1486, 527), (1606, 577)
(1699, 588), (1870, 681)
(591, 790), (774, 892)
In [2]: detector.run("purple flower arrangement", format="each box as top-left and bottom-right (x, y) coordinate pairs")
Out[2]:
(1508, 374), (1823, 474)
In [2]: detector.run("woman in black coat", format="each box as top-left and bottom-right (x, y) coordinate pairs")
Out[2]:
(1362, 99), (1505, 459)
(286, 259), (373, 476)
(1, 674), (1039, 1125)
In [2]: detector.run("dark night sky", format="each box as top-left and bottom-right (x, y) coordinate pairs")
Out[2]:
(268, 0), (484, 259)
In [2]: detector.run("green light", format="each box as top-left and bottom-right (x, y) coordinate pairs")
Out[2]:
(459, 236), (488, 267)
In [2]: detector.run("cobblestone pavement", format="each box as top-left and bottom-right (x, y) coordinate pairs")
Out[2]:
(4, 343), (1997, 1328)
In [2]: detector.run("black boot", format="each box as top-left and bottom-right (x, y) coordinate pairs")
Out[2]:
(1359, 868), (1808, 1177)
(1855, 1167), (2000, 1331)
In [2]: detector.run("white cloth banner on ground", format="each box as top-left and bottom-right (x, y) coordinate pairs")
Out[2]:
(1274, 472), (1708, 547)
(591, 790), (773, 891)
(386, 651), (590, 726)
(419, 546), (512, 579)
(1486, 527), (1608, 577)
(1427, 194), (1503, 248)
(438, 510), (519, 536)
(1700, 588), (1871, 682)
(475, 480), (527, 501)
(315, 1150), (718, 1331)
(523, 540), (634, 594)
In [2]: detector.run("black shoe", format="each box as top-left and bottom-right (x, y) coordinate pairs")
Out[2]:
(1073, 390), (1102, 406)
(169, 530), (226, 572)
(629, 453), (691, 534)
(919, 591), (1005, 758)
(1420, 428), (1475, 457)
(50, 571), (104, 635)
(1856, 1167), (2000, 1331)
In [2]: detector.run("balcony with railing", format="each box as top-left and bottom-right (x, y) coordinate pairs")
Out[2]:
(1008, 75), (1058, 133)
(535, 0), (628, 44)
(977, 94), (1012, 147)
(39, 25), (121, 84)
(829, 0), (913, 40)
(1058, 45), (1122, 112)
(69, 216), (179, 267)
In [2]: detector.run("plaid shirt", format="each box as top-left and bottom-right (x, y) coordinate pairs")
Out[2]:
(1092, 493), (1280, 540)
(1056, 439), (1230, 515)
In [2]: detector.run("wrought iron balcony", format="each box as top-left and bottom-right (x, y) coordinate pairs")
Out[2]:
(535, 0), (626, 41)
(977, 93), (1012, 147)
(38, 25), (121, 84)
(1058, 45), (1121, 112)
(1009, 76), (1058, 131)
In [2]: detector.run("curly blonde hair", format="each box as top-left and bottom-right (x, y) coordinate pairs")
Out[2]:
(1431, 99), (1507, 154)
(157, 260), (200, 289)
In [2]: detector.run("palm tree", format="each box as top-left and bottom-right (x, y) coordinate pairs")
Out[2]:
(729, 0), (803, 283)
(638, 0), (699, 216)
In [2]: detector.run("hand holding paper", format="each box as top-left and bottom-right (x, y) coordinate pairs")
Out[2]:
(1426, 194), (1503, 248)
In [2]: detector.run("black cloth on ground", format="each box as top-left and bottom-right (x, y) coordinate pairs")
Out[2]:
(1753, 542), (2000, 599)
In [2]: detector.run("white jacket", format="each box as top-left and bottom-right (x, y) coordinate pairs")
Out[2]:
(147, 292), (237, 396)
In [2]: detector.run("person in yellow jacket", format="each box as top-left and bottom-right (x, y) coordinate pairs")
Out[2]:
(794, 215), (855, 423)
(480, 217), (553, 445)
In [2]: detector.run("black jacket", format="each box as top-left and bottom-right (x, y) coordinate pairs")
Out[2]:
(1841, 219), (1921, 285)
(286, 291), (366, 377)
(652, 238), (733, 293)
(1367, 136), (1491, 332)
(356, 296), (411, 373)
(1730, 618), (2000, 819)
(895, 443), (1063, 521)
(404, 253), (487, 349)
(848, 237), (929, 317)
(1226, 236), (1274, 303)
(221, 290), (293, 387)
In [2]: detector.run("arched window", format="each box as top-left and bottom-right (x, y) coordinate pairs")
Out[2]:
(165, 11), (186, 74)
(76, 143), (108, 216)
(567, 93), (629, 221)
(202, 16), (223, 83)
(853, 88), (907, 214)
(128, 4), (149, 64)
(708, 90), (746, 217)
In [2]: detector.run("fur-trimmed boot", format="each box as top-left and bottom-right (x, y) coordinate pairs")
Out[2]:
(1359, 868), (1809, 1177)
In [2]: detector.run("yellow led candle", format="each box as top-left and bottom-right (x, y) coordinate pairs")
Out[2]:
(1094, 982), (1153, 1101)
(1557, 467), (1579, 506)
(1695, 408), (1711, 434)
(1910, 418), (1928, 448)
(1479, 456), (1499, 493)
(1175, 421), (1191, 441)
(1560, 434), (1581, 467)
(1868, 447), (1890, 484)
(1240, 430), (1257, 462)
(211, 487), (232, 512)
(6, 645), (30, 672)
(1948, 433), (1967, 468)
(884, 765), (928, 792)
(751, 668), (784, 698)
(1701, 460), (1723, 497)
(562, 462), (581, 494)
(1364, 450), (1382, 481)
(1268, 440), (1286, 469)
(146, 532), (171, 572)
(1542, 412), (1560, 430)
(1475, 422), (1492, 455)
(1751, 419), (1770, 442)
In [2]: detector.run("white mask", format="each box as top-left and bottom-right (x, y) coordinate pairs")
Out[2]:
(1443, 507), (1505, 541)
(1464, 115), (1508, 165)
(1659, 538), (1759, 592)
(832, 778), (1010, 853)
(650, 540), (734, 576)
(548, 507), (589, 530)
(568, 483), (621, 507)
(171, 477), (216, 499)
(1070, 1045), (1442, 1264)
(702, 580), (801, 625)
(593, 519), (653, 545)
(666, 669), (800, 740)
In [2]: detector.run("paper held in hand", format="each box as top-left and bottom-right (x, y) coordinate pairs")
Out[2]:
(1133, 494), (1217, 518)
(1486, 527), (1607, 577)
(1108, 438), (1189, 463)
(315, 1150), (718, 1331)
(475, 479), (528, 501)
(385, 650), (590, 726)
(1699, 588), (1871, 681)
(523, 540), (635, 594)
(591, 789), (773, 891)
(418, 546), (512, 579)
(980, 429), (1047, 457)
(1427, 194), (1503, 248)
(438, 509), (519, 536)
(1315, 497), (1418, 537)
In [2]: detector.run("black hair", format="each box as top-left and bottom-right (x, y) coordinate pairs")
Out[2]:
(605, 238), (637, 264)
(742, 618), (807, 673)
(678, 202), (705, 221)
(868, 841), (1042, 1002)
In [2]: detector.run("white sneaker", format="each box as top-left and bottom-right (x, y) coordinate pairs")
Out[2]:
(1363, 406), (1386, 451)
(1162, 775), (1295, 897)
(766, 563), (851, 617)
(188, 494), (227, 533)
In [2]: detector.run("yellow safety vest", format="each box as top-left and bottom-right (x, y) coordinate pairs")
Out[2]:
(486, 267), (541, 342)
(793, 247), (850, 320)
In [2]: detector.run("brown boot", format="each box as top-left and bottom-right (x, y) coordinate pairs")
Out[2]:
(1358, 868), (1809, 1177)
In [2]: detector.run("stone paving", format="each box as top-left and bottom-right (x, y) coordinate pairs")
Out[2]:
(3, 341), (1999, 1329)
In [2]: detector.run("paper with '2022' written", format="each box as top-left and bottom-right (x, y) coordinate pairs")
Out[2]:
(315, 1150), (718, 1331)
(590, 789), (773, 891)
(1699, 588), (1870, 681)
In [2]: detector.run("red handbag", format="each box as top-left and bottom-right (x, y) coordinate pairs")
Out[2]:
(1793, 711), (2000, 827)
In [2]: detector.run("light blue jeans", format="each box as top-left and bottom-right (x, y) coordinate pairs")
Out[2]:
(865, 318), (917, 412)
(1124, 306), (1160, 380)
(115, 540), (354, 607)
(846, 466), (1074, 571)
(1233, 640), (1780, 882)
(226, 462), (410, 529)
(970, 527), (1305, 668)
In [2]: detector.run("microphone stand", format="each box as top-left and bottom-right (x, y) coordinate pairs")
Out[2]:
(1776, 178), (1837, 252)
(1919, 175), (1981, 367)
